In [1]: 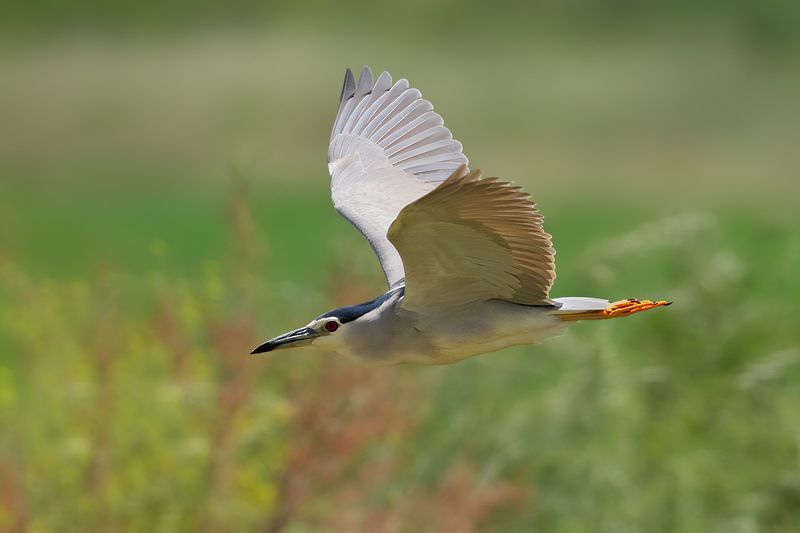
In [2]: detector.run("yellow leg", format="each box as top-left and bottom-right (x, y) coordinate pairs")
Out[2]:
(557, 298), (672, 321)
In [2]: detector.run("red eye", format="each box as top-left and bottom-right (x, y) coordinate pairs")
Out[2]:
(324, 321), (339, 332)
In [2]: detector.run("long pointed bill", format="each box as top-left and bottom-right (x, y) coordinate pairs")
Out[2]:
(251, 326), (320, 354)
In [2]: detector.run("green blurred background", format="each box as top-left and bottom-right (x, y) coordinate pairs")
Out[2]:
(1, 1), (799, 531)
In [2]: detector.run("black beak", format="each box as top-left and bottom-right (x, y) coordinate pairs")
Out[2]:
(251, 326), (319, 354)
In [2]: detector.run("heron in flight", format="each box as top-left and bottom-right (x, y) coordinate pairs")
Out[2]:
(252, 67), (670, 364)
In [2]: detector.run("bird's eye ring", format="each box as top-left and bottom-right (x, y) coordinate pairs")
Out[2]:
(324, 321), (339, 333)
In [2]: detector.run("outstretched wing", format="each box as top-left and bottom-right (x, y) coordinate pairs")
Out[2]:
(387, 165), (556, 311)
(328, 66), (468, 288)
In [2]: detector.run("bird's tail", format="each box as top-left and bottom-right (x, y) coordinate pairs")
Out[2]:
(552, 297), (671, 321)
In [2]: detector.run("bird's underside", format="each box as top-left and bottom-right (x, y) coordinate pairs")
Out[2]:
(250, 66), (670, 363)
(311, 294), (670, 365)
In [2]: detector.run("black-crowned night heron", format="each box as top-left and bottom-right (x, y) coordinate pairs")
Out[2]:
(252, 67), (670, 364)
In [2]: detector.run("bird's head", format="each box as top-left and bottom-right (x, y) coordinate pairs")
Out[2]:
(250, 288), (401, 355)
(250, 315), (345, 354)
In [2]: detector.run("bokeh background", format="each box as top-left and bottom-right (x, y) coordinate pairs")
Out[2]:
(2, 1), (799, 531)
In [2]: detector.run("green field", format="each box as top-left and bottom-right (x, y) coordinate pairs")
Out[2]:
(2, 10), (800, 531)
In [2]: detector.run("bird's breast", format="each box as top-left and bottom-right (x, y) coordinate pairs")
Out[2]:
(419, 301), (564, 363)
(332, 300), (564, 365)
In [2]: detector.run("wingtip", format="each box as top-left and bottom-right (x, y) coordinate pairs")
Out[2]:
(355, 66), (374, 97)
(374, 70), (393, 92)
(340, 68), (356, 102)
(359, 65), (373, 80)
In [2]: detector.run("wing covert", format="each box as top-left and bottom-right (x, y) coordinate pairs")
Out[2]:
(387, 165), (557, 311)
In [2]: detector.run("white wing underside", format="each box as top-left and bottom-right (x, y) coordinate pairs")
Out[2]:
(328, 67), (468, 288)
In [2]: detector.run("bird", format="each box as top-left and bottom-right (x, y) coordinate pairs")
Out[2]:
(251, 66), (670, 365)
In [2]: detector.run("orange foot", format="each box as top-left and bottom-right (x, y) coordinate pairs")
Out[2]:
(557, 298), (672, 321)
(601, 298), (672, 318)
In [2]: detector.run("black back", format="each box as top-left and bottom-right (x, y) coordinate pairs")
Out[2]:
(316, 287), (404, 324)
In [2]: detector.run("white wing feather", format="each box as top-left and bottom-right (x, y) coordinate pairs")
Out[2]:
(328, 67), (468, 288)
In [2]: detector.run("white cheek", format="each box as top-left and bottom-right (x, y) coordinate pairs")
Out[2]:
(311, 334), (341, 352)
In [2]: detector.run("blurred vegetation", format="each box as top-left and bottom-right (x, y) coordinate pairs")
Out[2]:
(2, 0), (800, 54)
(1, 1), (799, 531)
(2, 188), (799, 531)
